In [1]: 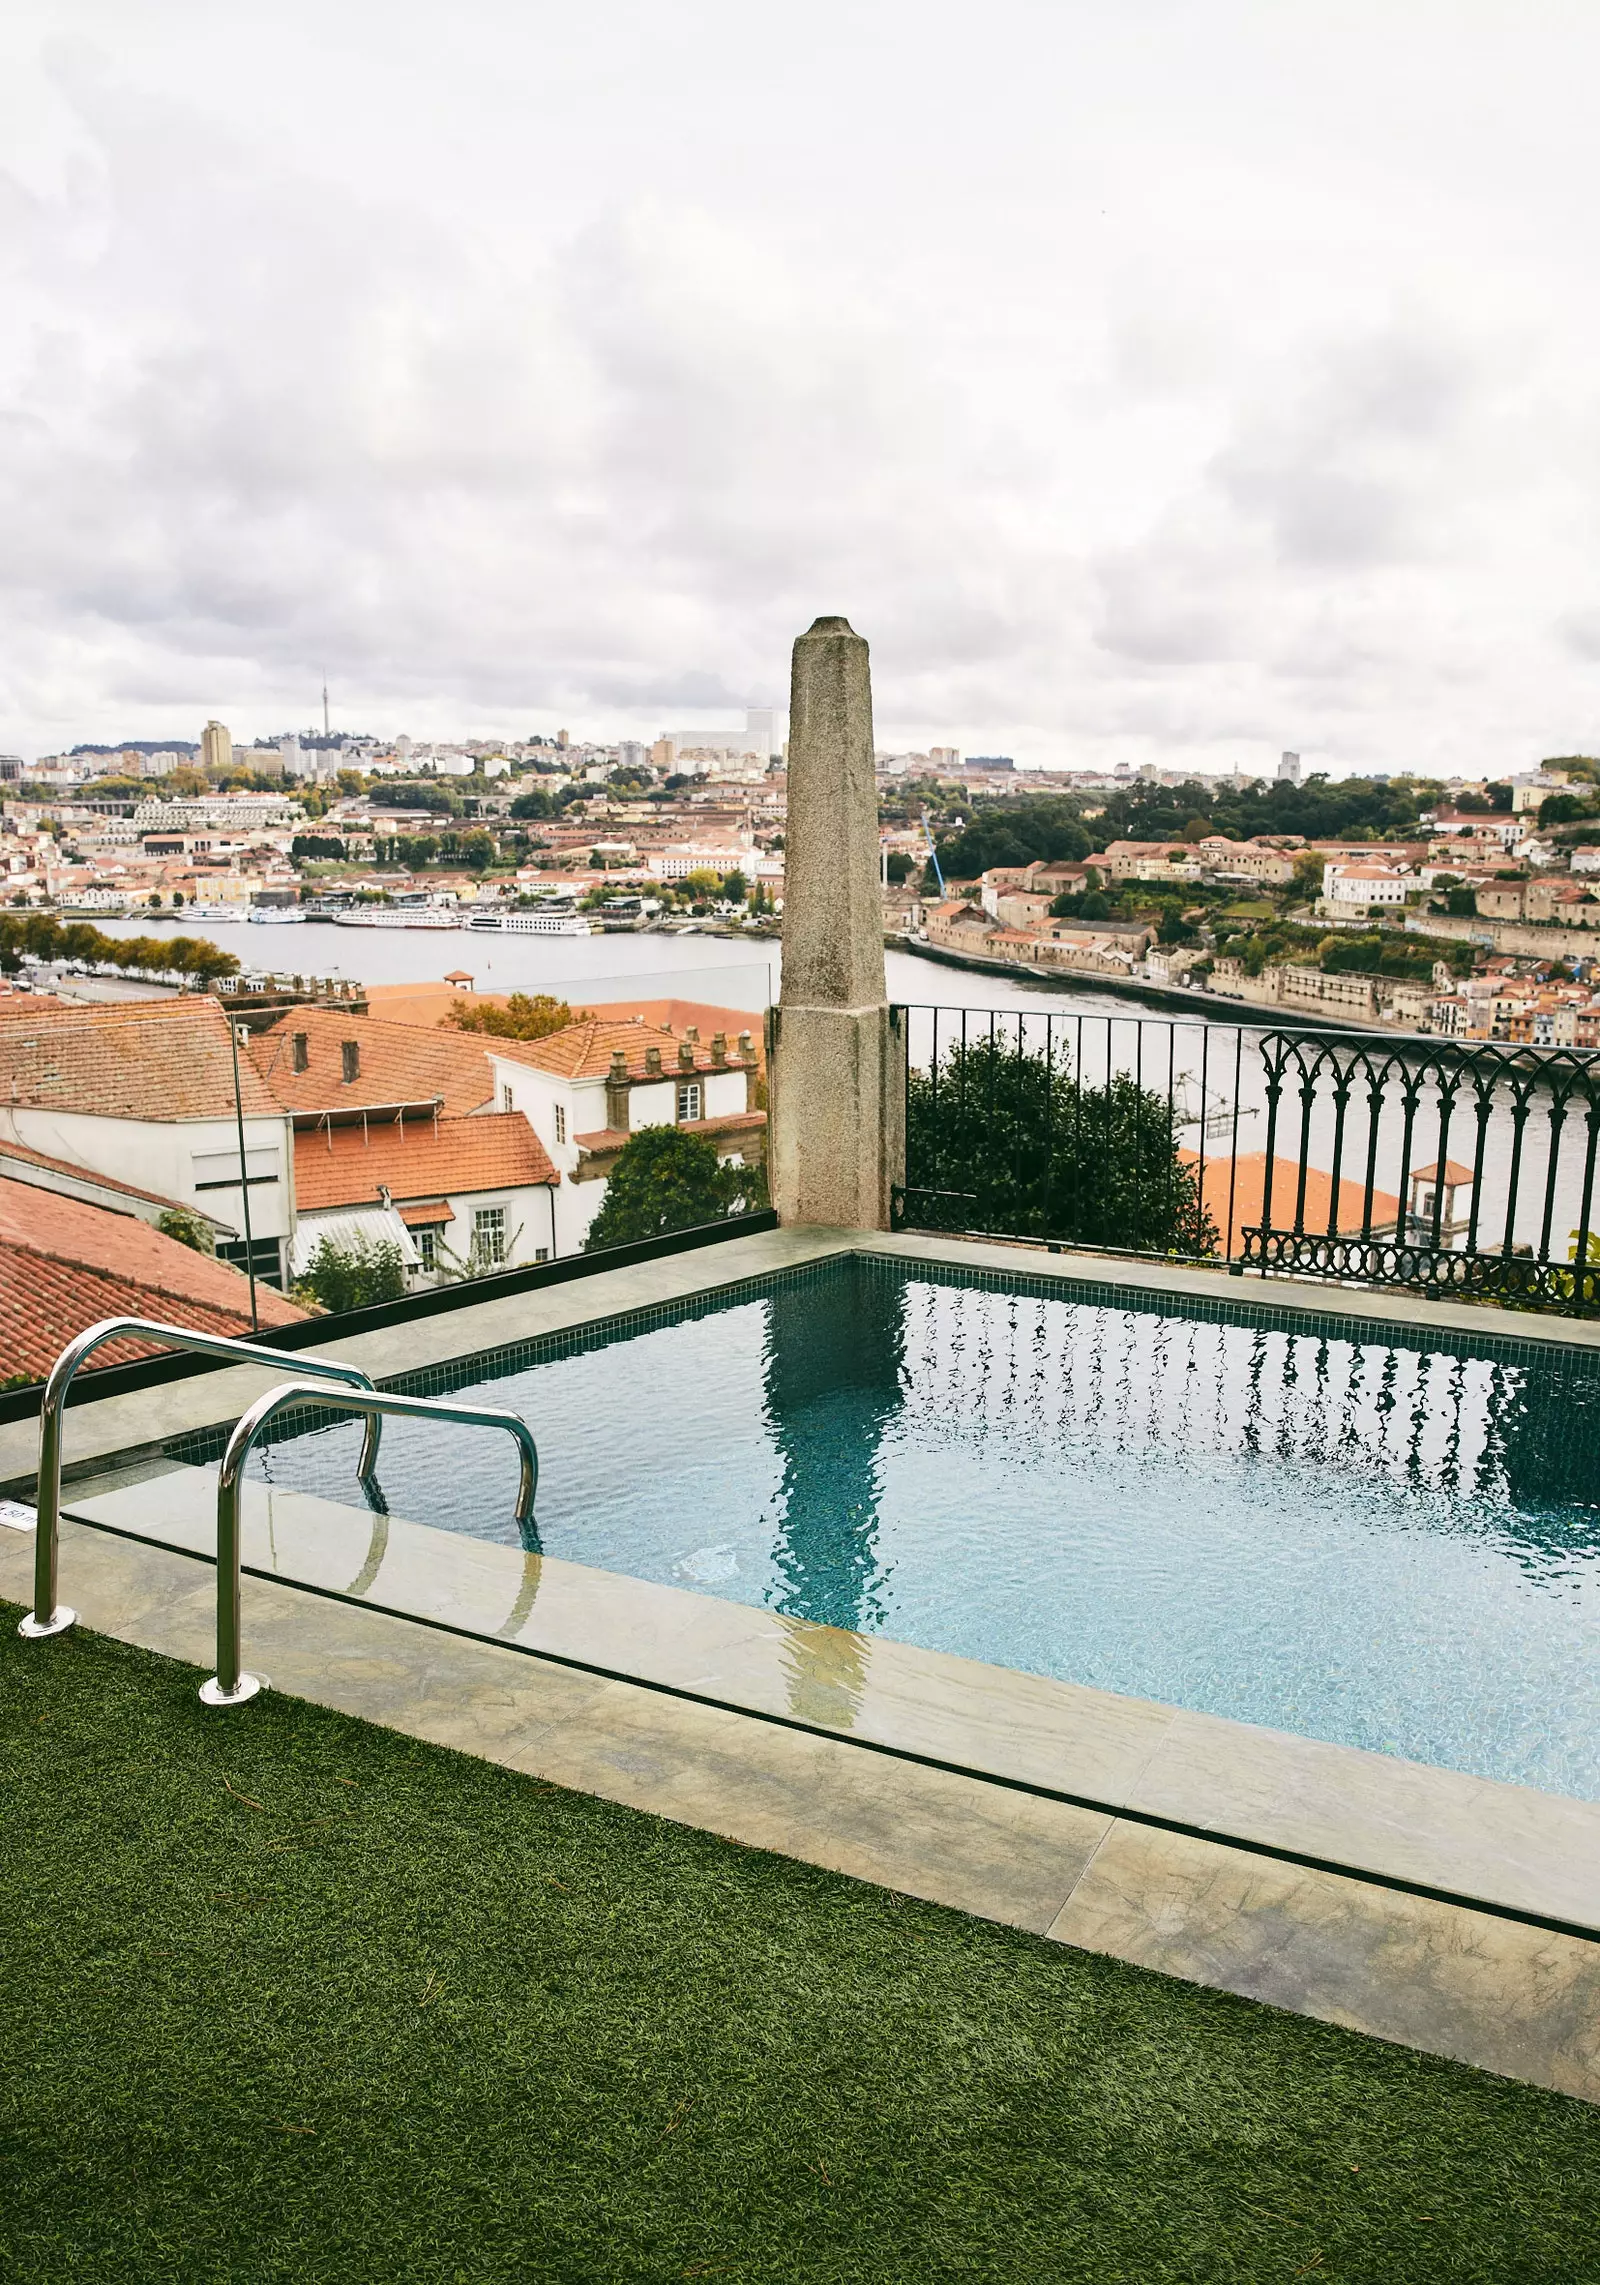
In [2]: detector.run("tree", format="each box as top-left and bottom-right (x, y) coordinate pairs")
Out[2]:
(293, 1232), (408, 1313)
(446, 992), (573, 1042)
(934, 797), (1092, 881)
(584, 1126), (766, 1251)
(1291, 849), (1326, 900)
(884, 851), (915, 884)
(720, 869), (748, 905)
(157, 1206), (214, 1254)
(1540, 793), (1595, 827)
(904, 1036), (1216, 1255)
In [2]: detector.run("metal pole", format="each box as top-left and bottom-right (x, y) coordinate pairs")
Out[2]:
(203, 1380), (540, 1708)
(228, 1018), (260, 1332)
(18, 1315), (385, 1640)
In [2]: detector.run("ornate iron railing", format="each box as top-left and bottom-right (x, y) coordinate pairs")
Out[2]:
(890, 1001), (1600, 1314)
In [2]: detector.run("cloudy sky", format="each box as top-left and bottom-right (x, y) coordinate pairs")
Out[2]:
(3, 0), (1598, 774)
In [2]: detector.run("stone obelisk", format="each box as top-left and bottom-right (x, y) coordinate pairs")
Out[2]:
(768, 616), (903, 1228)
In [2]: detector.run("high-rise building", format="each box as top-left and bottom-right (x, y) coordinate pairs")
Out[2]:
(929, 746), (961, 770)
(745, 707), (776, 758)
(201, 720), (233, 775)
(1278, 750), (1302, 786)
(650, 738), (677, 772)
(616, 741), (647, 772)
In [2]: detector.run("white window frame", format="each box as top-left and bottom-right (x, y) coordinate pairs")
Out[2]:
(676, 1081), (702, 1122)
(553, 1103), (567, 1145)
(416, 1226), (439, 1272)
(472, 1204), (507, 1265)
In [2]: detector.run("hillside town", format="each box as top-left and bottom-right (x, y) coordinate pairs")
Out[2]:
(6, 727), (1600, 1048)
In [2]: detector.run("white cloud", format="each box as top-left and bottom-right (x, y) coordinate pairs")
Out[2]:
(2, 1), (1600, 772)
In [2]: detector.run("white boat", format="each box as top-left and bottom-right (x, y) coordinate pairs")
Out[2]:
(184, 903), (245, 923)
(247, 905), (307, 925)
(500, 911), (592, 936)
(333, 906), (460, 931)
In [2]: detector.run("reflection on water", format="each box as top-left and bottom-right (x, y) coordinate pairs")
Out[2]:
(230, 1256), (1600, 1797)
(762, 1267), (904, 1633)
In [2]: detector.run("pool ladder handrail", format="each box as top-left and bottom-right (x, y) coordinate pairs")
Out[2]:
(19, 1318), (386, 1642)
(205, 1379), (539, 1707)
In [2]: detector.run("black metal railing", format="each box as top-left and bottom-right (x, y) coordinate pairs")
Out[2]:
(891, 1002), (1600, 1314)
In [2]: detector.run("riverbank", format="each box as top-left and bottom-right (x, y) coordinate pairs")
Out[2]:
(895, 934), (1405, 1036)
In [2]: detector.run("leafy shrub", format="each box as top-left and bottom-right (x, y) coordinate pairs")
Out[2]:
(584, 1127), (766, 1252)
(904, 1037), (1215, 1256)
(292, 1233), (408, 1314)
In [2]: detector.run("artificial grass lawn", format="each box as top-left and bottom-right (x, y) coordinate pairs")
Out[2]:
(1, 1616), (1597, 2285)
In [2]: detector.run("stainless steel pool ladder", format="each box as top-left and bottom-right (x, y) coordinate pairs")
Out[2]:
(18, 1318), (386, 1642)
(204, 1381), (539, 1707)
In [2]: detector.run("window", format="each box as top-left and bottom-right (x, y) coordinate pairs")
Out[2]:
(534, 1246), (549, 1263)
(472, 1205), (507, 1265)
(416, 1227), (439, 1272)
(553, 1103), (567, 1145)
(192, 1147), (279, 1192)
(677, 1082), (702, 1122)
(498, 1083), (513, 1112)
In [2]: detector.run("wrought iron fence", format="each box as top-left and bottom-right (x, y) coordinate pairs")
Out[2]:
(891, 1001), (1600, 1314)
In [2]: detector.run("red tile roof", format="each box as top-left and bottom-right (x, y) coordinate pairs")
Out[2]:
(248, 1007), (497, 1117)
(0, 997), (281, 1120)
(489, 1015), (754, 1083)
(0, 1176), (306, 1379)
(573, 1110), (768, 1153)
(1181, 1151), (1400, 1258)
(292, 1112), (557, 1212)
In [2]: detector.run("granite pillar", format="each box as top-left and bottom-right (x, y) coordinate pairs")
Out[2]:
(769, 616), (904, 1229)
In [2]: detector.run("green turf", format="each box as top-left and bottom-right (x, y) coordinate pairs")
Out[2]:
(1, 1613), (1597, 2284)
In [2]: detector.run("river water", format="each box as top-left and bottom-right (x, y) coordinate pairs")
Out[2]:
(76, 914), (1597, 1274)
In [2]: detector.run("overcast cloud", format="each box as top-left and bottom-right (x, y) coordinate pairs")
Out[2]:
(2, 0), (1598, 773)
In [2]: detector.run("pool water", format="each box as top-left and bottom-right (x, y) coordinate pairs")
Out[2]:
(238, 1257), (1600, 1800)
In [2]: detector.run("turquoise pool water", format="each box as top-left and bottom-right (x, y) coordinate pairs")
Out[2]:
(234, 1257), (1600, 1800)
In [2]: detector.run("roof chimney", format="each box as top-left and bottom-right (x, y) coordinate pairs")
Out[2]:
(341, 1038), (360, 1083)
(645, 1046), (662, 1076)
(678, 1040), (696, 1070)
(292, 1031), (309, 1073)
(711, 1032), (727, 1066)
(684, 1025), (699, 1044)
(737, 1030), (753, 1059)
(608, 1048), (628, 1081)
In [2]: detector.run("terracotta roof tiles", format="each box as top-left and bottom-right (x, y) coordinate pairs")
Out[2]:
(0, 997), (280, 1121)
(293, 1111), (557, 1212)
(0, 1176), (306, 1380)
(248, 1008), (497, 1117)
(488, 1016), (753, 1083)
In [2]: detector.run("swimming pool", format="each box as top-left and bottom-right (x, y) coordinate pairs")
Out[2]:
(212, 1256), (1600, 1801)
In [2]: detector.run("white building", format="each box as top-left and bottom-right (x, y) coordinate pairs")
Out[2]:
(645, 844), (753, 882)
(1322, 862), (1411, 909)
(489, 1016), (765, 1254)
